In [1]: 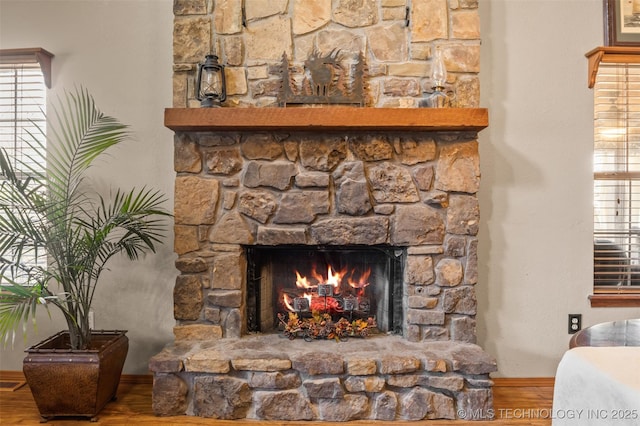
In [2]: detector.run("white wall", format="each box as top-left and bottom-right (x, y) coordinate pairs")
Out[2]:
(1, 0), (639, 377)
(478, 0), (640, 377)
(0, 0), (176, 374)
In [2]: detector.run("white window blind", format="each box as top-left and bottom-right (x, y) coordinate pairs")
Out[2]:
(0, 64), (46, 175)
(0, 61), (47, 283)
(593, 62), (640, 289)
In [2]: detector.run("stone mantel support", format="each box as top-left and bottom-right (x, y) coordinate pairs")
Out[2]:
(164, 107), (488, 132)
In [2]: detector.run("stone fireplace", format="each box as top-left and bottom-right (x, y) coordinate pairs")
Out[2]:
(150, 108), (496, 421)
(150, 0), (495, 421)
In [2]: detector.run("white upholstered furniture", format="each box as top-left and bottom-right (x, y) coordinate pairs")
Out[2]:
(552, 346), (640, 426)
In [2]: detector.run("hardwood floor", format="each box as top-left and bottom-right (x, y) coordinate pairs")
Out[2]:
(0, 376), (554, 425)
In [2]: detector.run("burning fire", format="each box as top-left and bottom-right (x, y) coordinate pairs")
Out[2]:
(295, 271), (313, 289)
(283, 293), (312, 311)
(303, 265), (346, 291)
(282, 263), (371, 314)
(347, 267), (371, 296)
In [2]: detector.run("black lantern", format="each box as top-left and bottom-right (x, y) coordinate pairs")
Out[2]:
(196, 54), (226, 107)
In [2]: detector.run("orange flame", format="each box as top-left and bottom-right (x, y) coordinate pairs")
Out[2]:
(283, 294), (294, 311)
(300, 264), (347, 289)
(295, 271), (314, 289)
(348, 267), (371, 289)
(282, 292), (313, 312)
(311, 266), (324, 284)
(326, 265), (345, 288)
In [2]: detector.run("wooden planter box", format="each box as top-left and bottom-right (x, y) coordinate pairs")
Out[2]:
(23, 330), (128, 422)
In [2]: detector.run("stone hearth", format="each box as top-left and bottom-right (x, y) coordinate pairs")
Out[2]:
(150, 108), (496, 421)
(150, 335), (495, 421)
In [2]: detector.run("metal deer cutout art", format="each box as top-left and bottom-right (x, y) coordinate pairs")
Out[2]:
(278, 49), (365, 106)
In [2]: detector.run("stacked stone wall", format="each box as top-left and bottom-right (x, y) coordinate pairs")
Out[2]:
(173, 130), (480, 343)
(172, 0), (481, 108)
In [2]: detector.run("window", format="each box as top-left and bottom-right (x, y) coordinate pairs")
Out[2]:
(589, 47), (640, 307)
(0, 48), (52, 284)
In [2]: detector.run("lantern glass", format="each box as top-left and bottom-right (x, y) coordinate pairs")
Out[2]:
(201, 67), (222, 98)
(431, 47), (447, 89)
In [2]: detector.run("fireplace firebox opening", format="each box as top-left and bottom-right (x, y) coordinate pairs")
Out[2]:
(246, 245), (405, 335)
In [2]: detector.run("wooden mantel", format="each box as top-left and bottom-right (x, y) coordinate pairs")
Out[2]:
(164, 107), (488, 132)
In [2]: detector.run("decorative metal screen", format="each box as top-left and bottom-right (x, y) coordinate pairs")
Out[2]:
(246, 245), (404, 334)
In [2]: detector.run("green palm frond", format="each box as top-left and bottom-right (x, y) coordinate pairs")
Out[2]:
(0, 280), (47, 347)
(0, 87), (169, 349)
(47, 89), (129, 207)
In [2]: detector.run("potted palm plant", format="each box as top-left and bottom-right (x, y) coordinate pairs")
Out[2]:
(0, 87), (170, 421)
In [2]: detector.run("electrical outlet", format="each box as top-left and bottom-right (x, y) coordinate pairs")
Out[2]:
(568, 314), (581, 334)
